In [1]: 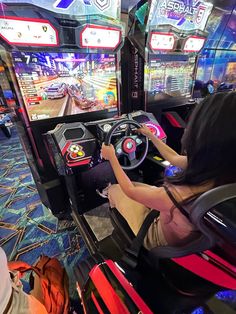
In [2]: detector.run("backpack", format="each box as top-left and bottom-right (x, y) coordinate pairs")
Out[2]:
(8, 255), (70, 314)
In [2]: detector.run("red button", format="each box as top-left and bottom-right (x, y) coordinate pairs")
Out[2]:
(148, 126), (157, 135)
(122, 138), (136, 153)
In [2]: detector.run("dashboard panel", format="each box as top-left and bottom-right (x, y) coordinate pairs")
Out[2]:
(45, 111), (166, 174)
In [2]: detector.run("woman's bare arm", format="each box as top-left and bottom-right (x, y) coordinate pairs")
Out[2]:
(136, 125), (187, 169)
(149, 133), (187, 169)
(101, 144), (168, 210)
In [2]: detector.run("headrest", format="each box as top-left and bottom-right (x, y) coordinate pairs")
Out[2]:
(187, 183), (236, 230)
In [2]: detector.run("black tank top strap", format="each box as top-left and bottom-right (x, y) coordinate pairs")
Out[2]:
(163, 184), (190, 219)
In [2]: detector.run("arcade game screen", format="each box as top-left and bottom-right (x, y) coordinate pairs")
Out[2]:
(12, 52), (118, 121)
(196, 50), (236, 86)
(146, 55), (195, 99)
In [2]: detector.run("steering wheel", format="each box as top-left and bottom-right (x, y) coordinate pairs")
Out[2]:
(104, 119), (148, 170)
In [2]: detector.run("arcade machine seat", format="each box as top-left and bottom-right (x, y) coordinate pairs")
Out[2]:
(109, 183), (236, 293)
(72, 166), (236, 312)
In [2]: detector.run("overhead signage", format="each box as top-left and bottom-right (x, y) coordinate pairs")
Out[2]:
(0, 17), (59, 46)
(2, 0), (120, 20)
(149, 0), (213, 31)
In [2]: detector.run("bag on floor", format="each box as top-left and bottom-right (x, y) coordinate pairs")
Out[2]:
(8, 255), (69, 314)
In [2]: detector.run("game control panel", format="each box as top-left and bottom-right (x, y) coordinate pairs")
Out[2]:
(64, 139), (96, 168)
(46, 111), (166, 174)
(94, 111), (166, 142)
(129, 111), (167, 141)
(46, 122), (97, 172)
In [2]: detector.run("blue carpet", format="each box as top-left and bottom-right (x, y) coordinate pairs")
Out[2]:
(0, 126), (88, 312)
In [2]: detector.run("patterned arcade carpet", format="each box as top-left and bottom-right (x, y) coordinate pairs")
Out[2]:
(0, 126), (88, 311)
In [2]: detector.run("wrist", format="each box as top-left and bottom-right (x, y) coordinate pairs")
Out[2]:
(109, 154), (118, 163)
(149, 133), (157, 140)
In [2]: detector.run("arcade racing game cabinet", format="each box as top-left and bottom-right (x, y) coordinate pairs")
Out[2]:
(124, 0), (216, 153)
(0, 60), (17, 137)
(0, 0), (125, 215)
(46, 110), (236, 313)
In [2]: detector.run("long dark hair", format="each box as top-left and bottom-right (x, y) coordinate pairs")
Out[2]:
(167, 92), (236, 187)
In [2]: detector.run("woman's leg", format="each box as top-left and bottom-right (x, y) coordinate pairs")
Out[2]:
(108, 184), (150, 236)
(108, 184), (167, 250)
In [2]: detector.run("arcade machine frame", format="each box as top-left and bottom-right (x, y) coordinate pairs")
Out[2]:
(125, 0), (213, 152)
(45, 114), (236, 313)
(0, 1), (125, 214)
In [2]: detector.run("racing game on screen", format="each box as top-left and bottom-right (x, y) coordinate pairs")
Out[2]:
(12, 52), (118, 121)
(146, 55), (196, 99)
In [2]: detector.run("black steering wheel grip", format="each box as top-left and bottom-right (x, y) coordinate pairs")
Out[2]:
(104, 119), (142, 145)
(104, 119), (148, 170)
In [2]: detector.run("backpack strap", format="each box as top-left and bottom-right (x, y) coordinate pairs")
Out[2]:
(8, 261), (32, 272)
(8, 261), (41, 277)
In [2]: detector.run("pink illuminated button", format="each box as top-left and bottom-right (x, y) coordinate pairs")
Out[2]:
(146, 123), (160, 137)
(122, 138), (136, 154)
(145, 122), (166, 140)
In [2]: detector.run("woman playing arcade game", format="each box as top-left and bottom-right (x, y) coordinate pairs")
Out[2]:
(101, 92), (236, 250)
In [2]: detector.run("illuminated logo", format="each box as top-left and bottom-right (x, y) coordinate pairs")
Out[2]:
(94, 0), (111, 11)
(195, 5), (206, 24)
(157, 0), (210, 28)
(161, 0), (190, 13)
(42, 25), (48, 32)
(53, 0), (110, 11)
(53, 0), (91, 10)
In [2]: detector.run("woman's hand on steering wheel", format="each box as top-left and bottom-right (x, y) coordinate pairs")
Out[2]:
(101, 143), (116, 161)
(136, 124), (153, 138)
(104, 119), (149, 170)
